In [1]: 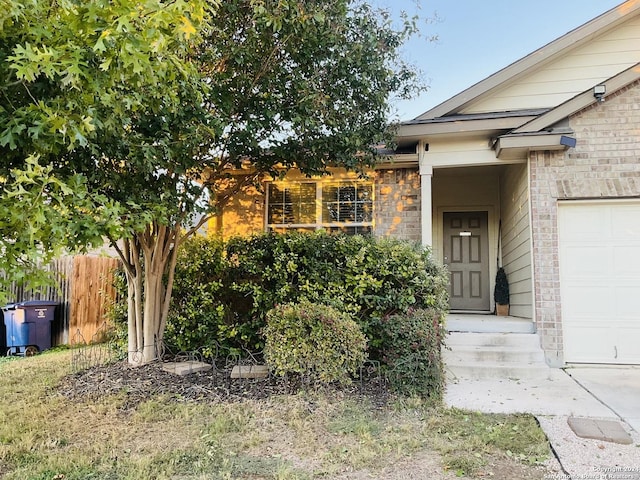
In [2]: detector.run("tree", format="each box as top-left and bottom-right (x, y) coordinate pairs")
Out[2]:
(0, 0), (424, 365)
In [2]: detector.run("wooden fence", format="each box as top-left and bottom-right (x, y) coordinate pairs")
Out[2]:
(2, 256), (121, 346)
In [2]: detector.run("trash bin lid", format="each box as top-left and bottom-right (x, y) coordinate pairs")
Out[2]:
(18, 300), (59, 307)
(2, 303), (18, 311)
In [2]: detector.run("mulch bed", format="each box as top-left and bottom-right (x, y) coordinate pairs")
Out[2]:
(56, 360), (390, 410)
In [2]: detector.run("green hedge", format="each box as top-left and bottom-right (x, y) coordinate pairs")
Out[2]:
(263, 301), (367, 384)
(164, 236), (229, 358)
(225, 231), (449, 359)
(381, 308), (447, 399)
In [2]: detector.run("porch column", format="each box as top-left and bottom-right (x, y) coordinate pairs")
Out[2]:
(418, 140), (433, 247)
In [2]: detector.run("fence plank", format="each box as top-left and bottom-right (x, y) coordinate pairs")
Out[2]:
(69, 256), (120, 344)
(48, 257), (73, 345)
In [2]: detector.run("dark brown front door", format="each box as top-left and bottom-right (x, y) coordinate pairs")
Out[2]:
(443, 211), (490, 311)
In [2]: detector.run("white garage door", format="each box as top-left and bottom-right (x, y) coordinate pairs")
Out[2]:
(558, 201), (640, 364)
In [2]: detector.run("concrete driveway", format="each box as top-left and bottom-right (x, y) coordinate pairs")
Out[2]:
(565, 366), (640, 434)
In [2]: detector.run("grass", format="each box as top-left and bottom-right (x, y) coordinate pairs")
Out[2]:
(0, 350), (551, 479)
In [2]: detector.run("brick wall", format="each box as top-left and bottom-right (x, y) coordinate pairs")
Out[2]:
(530, 80), (640, 365)
(374, 168), (421, 242)
(216, 167), (422, 241)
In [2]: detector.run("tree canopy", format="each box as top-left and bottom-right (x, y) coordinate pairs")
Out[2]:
(0, 0), (424, 363)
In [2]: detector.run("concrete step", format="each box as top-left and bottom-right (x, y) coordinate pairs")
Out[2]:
(446, 331), (542, 348)
(443, 346), (546, 364)
(446, 315), (535, 334)
(444, 331), (550, 380)
(445, 362), (551, 381)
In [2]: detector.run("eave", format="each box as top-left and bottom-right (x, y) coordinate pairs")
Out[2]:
(396, 109), (546, 145)
(494, 132), (576, 160)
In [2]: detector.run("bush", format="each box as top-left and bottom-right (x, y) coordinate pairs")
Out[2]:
(494, 267), (510, 305)
(106, 231), (450, 374)
(164, 236), (229, 357)
(225, 231), (450, 358)
(263, 301), (367, 384)
(380, 308), (447, 399)
(164, 235), (271, 357)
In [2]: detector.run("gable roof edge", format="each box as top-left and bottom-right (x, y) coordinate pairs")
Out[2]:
(415, 1), (640, 121)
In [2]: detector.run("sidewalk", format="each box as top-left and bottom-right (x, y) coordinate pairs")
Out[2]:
(445, 366), (640, 479)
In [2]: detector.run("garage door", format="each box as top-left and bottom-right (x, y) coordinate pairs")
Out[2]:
(558, 201), (640, 364)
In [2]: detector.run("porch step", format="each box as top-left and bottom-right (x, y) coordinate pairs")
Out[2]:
(444, 345), (546, 364)
(446, 314), (535, 334)
(446, 332), (542, 348)
(444, 331), (550, 380)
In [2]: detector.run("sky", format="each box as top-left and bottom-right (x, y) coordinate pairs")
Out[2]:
(374, 0), (624, 121)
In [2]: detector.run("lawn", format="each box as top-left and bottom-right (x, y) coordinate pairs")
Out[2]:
(0, 351), (552, 479)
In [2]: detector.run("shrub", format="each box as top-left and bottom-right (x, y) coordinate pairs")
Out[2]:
(263, 301), (367, 384)
(162, 236), (228, 357)
(106, 231), (450, 370)
(494, 267), (510, 305)
(164, 235), (256, 357)
(380, 308), (447, 399)
(225, 231), (450, 359)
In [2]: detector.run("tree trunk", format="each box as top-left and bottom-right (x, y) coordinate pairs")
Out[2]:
(119, 223), (181, 366)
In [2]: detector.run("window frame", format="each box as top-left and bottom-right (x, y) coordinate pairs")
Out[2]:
(266, 179), (374, 233)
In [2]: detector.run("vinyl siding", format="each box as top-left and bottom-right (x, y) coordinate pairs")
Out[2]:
(464, 17), (640, 113)
(500, 163), (533, 318)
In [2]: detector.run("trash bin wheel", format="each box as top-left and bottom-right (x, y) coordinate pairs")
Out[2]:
(24, 346), (39, 356)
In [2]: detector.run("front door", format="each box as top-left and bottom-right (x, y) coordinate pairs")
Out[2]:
(443, 211), (490, 311)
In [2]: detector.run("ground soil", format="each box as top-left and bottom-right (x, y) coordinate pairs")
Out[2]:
(57, 360), (557, 479)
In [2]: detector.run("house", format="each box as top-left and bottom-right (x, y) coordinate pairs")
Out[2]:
(214, 1), (640, 367)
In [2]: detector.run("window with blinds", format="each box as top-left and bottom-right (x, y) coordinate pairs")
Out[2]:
(267, 181), (373, 234)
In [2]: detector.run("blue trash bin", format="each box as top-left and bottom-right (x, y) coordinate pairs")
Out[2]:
(3, 301), (58, 356)
(3, 304), (31, 356)
(0, 308), (6, 356)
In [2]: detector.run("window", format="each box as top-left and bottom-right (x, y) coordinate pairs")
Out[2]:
(267, 180), (373, 234)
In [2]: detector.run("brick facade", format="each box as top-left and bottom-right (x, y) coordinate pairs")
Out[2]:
(216, 167), (422, 241)
(373, 168), (421, 242)
(529, 80), (640, 365)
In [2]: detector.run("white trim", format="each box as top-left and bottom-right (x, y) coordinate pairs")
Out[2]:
(421, 171), (433, 247)
(419, 140), (433, 247)
(265, 179), (375, 232)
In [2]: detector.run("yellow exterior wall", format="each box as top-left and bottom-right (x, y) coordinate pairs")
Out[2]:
(211, 184), (265, 239)
(214, 167), (422, 242)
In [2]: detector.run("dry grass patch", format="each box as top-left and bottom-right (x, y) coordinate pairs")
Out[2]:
(0, 350), (552, 479)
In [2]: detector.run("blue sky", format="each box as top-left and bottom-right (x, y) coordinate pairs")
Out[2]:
(374, 0), (624, 120)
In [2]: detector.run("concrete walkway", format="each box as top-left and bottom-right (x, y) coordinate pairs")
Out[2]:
(445, 366), (640, 478)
